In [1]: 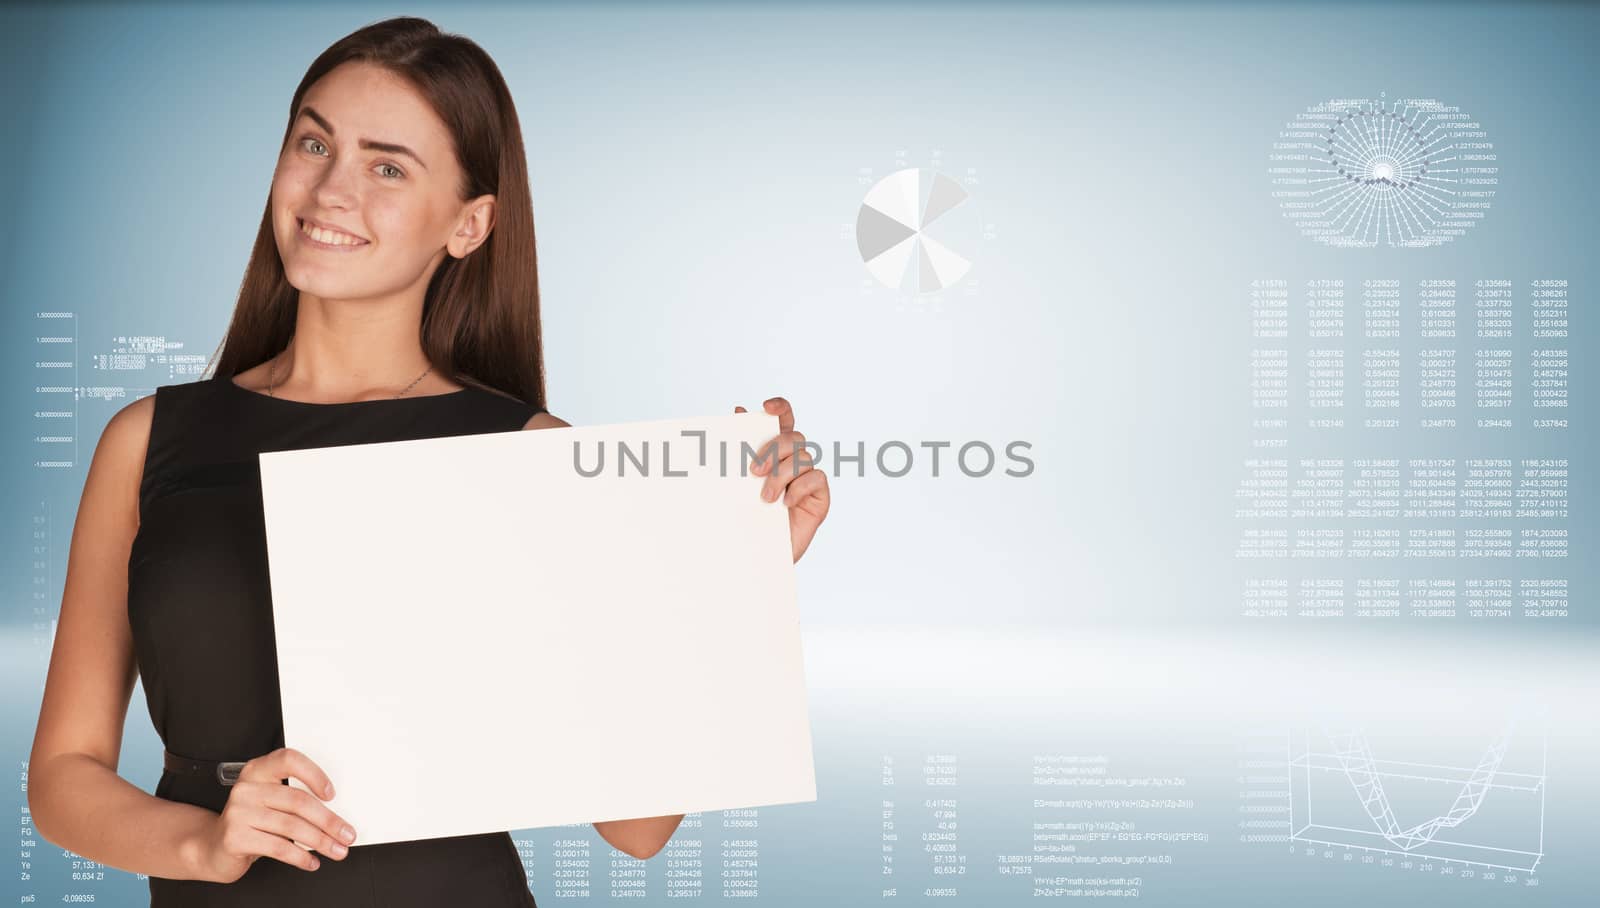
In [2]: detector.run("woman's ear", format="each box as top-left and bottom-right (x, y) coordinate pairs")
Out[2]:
(450, 195), (496, 258)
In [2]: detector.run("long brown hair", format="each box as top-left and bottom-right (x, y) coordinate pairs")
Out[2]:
(207, 15), (545, 410)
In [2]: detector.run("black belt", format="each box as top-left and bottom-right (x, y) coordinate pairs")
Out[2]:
(163, 748), (248, 786)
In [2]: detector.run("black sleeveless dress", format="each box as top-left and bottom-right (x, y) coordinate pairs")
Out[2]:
(127, 373), (543, 907)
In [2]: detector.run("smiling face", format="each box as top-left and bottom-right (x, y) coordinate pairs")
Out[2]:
(270, 61), (492, 302)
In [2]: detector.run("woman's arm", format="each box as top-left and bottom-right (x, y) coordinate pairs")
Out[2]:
(27, 396), (219, 879)
(522, 410), (685, 859)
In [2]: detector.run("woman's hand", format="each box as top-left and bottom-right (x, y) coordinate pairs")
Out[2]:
(737, 397), (830, 563)
(190, 747), (357, 883)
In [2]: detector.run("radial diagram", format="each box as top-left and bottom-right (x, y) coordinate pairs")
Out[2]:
(1269, 97), (1497, 248)
(856, 167), (974, 292)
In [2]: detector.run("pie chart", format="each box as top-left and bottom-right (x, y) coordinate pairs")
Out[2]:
(855, 168), (975, 293)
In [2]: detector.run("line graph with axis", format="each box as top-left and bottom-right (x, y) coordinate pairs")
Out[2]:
(1269, 96), (1498, 248)
(1287, 726), (1545, 874)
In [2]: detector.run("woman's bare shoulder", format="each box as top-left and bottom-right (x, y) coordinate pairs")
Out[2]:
(522, 411), (570, 430)
(88, 394), (157, 527)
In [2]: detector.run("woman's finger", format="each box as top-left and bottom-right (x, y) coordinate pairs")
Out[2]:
(247, 801), (350, 860)
(762, 397), (794, 434)
(237, 747), (337, 801)
(259, 780), (356, 844)
(751, 430), (807, 476)
(260, 784), (357, 850)
(248, 827), (324, 872)
(762, 452), (815, 502)
(784, 463), (832, 508)
(783, 468), (829, 509)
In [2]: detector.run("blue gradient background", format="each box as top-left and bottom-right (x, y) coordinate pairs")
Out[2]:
(2, 1), (1596, 905)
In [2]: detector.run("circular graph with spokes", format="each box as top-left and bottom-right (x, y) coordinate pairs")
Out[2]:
(1269, 97), (1497, 248)
(856, 168), (975, 292)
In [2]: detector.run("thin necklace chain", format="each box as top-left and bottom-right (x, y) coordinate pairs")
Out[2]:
(267, 339), (434, 400)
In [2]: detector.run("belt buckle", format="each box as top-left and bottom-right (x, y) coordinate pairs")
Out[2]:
(217, 761), (246, 786)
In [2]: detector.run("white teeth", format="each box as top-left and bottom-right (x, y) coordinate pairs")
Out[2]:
(301, 220), (365, 246)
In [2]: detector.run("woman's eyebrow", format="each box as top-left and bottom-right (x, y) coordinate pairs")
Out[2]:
(296, 105), (429, 171)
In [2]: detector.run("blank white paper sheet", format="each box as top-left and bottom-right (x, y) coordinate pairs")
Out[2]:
(257, 412), (816, 846)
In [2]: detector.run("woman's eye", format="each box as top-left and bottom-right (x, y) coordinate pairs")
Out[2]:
(377, 163), (404, 180)
(299, 136), (327, 155)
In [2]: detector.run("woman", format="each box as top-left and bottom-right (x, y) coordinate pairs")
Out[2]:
(26, 16), (829, 906)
